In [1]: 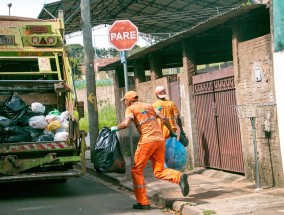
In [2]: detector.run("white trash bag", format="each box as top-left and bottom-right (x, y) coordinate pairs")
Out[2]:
(45, 114), (60, 123)
(31, 102), (46, 114)
(54, 131), (69, 141)
(29, 116), (48, 129)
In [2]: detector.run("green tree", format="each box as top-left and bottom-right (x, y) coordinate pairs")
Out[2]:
(67, 44), (84, 79)
(94, 47), (119, 58)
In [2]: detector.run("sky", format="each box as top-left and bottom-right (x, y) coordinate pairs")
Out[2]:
(0, 0), (147, 48)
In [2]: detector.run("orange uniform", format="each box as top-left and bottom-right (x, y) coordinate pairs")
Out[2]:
(125, 101), (182, 205)
(152, 99), (179, 139)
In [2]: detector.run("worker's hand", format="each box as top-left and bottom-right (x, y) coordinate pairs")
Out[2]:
(181, 131), (186, 136)
(110, 126), (118, 133)
(170, 131), (177, 138)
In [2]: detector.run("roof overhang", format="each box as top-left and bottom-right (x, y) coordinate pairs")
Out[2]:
(38, 0), (249, 37)
(98, 4), (268, 71)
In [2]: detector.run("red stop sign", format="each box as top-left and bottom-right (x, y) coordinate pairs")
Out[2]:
(108, 20), (138, 51)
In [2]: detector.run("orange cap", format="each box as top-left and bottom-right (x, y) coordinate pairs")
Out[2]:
(155, 86), (167, 98)
(121, 91), (138, 101)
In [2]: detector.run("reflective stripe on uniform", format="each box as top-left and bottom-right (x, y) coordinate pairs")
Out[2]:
(133, 184), (146, 188)
(136, 117), (156, 125)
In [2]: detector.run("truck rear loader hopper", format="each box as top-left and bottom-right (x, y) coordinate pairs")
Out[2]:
(0, 14), (86, 182)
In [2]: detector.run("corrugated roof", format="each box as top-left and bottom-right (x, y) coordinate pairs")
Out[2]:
(38, 0), (248, 37)
(98, 4), (266, 71)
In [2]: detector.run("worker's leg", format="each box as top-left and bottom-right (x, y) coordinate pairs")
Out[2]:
(131, 142), (154, 205)
(150, 141), (181, 184)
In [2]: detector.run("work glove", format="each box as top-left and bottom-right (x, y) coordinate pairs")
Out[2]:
(170, 131), (177, 138)
(110, 126), (118, 133)
(181, 131), (186, 136)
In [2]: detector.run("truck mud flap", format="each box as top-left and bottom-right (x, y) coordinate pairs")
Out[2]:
(0, 169), (81, 183)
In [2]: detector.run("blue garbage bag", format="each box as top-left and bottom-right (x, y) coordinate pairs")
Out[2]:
(165, 137), (187, 170)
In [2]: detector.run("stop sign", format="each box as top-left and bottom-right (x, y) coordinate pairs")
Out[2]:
(108, 20), (138, 51)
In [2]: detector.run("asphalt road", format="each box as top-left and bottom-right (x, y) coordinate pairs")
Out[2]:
(0, 173), (166, 215)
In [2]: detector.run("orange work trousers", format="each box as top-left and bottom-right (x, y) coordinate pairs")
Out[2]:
(131, 140), (182, 205)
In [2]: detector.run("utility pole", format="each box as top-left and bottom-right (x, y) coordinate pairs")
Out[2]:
(81, 0), (99, 161)
(7, 3), (12, 16)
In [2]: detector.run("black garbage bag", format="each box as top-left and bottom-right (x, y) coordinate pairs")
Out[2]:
(17, 108), (42, 126)
(0, 126), (32, 143)
(93, 127), (125, 174)
(5, 95), (26, 112)
(23, 126), (43, 142)
(0, 117), (17, 128)
(36, 134), (54, 142)
(179, 133), (189, 147)
(2, 134), (31, 143)
(0, 106), (41, 126)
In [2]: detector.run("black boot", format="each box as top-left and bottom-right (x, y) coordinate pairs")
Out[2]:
(179, 173), (190, 196)
(133, 203), (151, 210)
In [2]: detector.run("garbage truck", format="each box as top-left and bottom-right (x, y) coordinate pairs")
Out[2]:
(0, 13), (86, 182)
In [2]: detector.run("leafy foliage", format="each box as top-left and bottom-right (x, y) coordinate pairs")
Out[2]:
(79, 103), (117, 132)
(94, 47), (119, 58)
(74, 79), (113, 89)
(98, 105), (117, 130)
(67, 44), (84, 79)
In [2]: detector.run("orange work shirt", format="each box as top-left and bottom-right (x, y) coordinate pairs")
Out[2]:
(152, 99), (179, 138)
(125, 101), (164, 144)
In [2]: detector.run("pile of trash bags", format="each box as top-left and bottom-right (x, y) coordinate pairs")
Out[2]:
(0, 95), (69, 143)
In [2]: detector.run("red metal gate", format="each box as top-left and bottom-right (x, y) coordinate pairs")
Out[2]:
(193, 67), (244, 173)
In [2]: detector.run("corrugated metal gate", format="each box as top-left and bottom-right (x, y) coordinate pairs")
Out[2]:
(193, 67), (244, 173)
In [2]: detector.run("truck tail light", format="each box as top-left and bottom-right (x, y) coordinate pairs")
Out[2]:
(47, 36), (55, 44)
(32, 36), (39, 44)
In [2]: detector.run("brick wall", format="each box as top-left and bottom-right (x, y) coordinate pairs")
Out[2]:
(76, 85), (115, 111)
(234, 34), (284, 186)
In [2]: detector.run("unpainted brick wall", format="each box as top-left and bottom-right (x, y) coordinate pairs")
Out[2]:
(235, 34), (284, 187)
(76, 85), (115, 112)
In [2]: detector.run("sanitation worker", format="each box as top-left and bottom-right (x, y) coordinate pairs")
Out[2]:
(111, 91), (189, 210)
(153, 85), (186, 140)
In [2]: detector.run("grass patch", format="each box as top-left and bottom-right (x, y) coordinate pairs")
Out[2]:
(79, 105), (117, 132)
(203, 210), (216, 215)
(98, 105), (117, 130)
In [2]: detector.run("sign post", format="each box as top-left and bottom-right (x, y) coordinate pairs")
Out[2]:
(108, 20), (138, 166)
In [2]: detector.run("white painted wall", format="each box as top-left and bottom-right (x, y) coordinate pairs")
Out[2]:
(273, 51), (284, 171)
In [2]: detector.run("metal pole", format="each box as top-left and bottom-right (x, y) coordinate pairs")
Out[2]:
(81, 0), (99, 161)
(250, 117), (260, 189)
(121, 51), (134, 166)
(122, 51), (129, 90)
(7, 3), (12, 16)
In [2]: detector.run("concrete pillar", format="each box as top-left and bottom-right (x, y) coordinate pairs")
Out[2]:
(181, 38), (199, 168)
(133, 59), (146, 87)
(149, 53), (163, 81)
(113, 66), (125, 126)
(116, 66), (125, 88)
